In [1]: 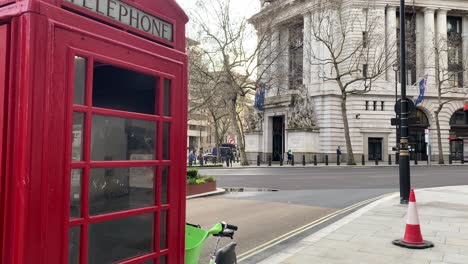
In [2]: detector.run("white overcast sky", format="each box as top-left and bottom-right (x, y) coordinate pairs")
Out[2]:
(175, 0), (260, 23)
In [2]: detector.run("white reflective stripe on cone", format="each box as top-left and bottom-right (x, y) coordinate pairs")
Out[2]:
(406, 202), (420, 225)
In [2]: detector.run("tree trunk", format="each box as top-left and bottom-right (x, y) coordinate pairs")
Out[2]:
(340, 95), (356, 165)
(435, 111), (444, 164)
(228, 97), (249, 166)
(213, 120), (221, 163)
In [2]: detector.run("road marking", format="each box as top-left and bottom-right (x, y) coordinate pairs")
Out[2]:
(237, 193), (394, 262)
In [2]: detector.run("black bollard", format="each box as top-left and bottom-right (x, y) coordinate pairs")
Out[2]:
(291, 155), (294, 166)
(325, 155), (328, 166)
(257, 155), (260, 166)
(375, 158), (378, 166)
(462, 156), (465, 164)
(302, 155), (306, 166)
(414, 156), (418, 165)
(449, 155), (453, 164)
(337, 154), (340, 166)
(230, 158), (233, 167)
(314, 155), (317, 166)
(268, 155), (272, 166)
(396, 153), (399, 165)
(280, 158), (283, 166)
(226, 158), (229, 167)
(362, 154), (365, 166)
(388, 154), (392, 165)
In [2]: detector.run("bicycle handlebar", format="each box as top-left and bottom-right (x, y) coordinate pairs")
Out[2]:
(223, 222), (238, 231)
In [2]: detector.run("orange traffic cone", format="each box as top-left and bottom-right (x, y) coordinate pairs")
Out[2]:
(393, 189), (433, 249)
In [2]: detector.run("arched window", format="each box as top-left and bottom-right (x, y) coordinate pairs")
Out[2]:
(450, 110), (467, 126)
(409, 108), (429, 127)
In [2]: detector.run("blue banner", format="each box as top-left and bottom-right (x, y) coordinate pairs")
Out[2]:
(254, 82), (265, 111)
(415, 75), (427, 106)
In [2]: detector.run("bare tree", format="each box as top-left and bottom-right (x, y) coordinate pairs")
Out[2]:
(188, 0), (287, 165)
(432, 35), (468, 164)
(308, 0), (395, 165)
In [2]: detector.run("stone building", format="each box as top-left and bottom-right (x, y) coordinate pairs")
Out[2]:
(246, 0), (468, 163)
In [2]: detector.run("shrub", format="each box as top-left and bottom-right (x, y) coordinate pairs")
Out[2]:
(186, 175), (217, 185)
(187, 177), (198, 185)
(187, 169), (198, 179)
(204, 176), (216, 182)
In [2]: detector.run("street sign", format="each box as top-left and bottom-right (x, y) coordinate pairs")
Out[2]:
(391, 117), (419, 126)
(394, 99), (415, 115)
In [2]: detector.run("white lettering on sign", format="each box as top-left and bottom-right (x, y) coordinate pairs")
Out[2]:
(65, 0), (173, 42)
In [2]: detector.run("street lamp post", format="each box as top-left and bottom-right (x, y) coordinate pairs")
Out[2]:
(393, 64), (400, 164)
(399, 0), (411, 204)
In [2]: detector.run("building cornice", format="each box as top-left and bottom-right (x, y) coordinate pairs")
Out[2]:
(250, 0), (468, 28)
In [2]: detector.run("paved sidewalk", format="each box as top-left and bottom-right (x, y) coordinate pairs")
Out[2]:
(192, 163), (468, 169)
(258, 186), (468, 264)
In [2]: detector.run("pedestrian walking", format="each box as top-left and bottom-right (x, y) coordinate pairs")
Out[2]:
(188, 151), (195, 166)
(336, 146), (342, 163)
(287, 149), (293, 164)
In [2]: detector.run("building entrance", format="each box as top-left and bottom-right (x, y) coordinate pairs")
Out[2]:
(368, 138), (383, 161)
(272, 116), (284, 161)
(450, 109), (468, 160)
(408, 109), (429, 161)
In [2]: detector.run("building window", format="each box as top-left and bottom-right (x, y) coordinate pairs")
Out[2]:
(289, 23), (304, 90)
(363, 64), (368, 78)
(381, 101), (384, 111)
(447, 16), (463, 87)
(362, 31), (369, 48)
(365, 101), (369, 110)
(373, 101), (377, 111)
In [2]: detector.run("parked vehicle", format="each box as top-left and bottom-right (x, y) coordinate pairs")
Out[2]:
(219, 147), (234, 161)
(203, 153), (216, 163)
(185, 222), (238, 264)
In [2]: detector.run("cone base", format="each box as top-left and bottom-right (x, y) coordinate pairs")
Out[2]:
(392, 239), (434, 249)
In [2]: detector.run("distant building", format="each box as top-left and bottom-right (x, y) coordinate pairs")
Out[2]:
(247, 0), (468, 163)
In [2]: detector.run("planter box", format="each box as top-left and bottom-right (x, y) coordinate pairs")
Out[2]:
(186, 181), (216, 196)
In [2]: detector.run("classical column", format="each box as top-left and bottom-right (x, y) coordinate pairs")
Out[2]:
(303, 12), (312, 87)
(271, 28), (280, 94)
(416, 12), (425, 78)
(424, 8), (436, 86)
(436, 9), (449, 80)
(386, 6), (397, 81)
(263, 30), (273, 96)
(257, 29), (268, 83)
(463, 16), (468, 87)
(279, 27), (289, 91)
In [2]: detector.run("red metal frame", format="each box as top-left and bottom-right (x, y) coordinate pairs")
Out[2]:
(0, 23), (9, 264)
(0, 0), (188, 263)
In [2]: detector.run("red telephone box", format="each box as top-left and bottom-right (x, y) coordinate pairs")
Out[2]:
(0, 0), (188, 263)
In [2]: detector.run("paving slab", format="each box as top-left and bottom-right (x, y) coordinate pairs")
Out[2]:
(255, 186), (468, 264)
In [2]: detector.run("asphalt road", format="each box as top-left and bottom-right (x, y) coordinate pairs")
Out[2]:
(187, 166), (468, 263)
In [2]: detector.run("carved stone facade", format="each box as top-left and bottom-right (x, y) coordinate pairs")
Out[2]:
(287, 86), (317, 130)
(246, 0), (468, 163)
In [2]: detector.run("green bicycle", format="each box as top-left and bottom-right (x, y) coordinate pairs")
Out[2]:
(185, 222), (238, 264)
